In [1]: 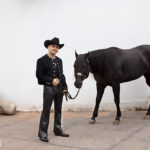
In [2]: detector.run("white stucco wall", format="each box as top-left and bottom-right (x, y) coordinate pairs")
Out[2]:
(0, 0), (150, 111)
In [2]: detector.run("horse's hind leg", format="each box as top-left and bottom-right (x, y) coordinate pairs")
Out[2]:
(143, 71), (150, 120)
(89, 83), (106, 124)
(144, 71), (150, 86)
(143, 105), (150, 120)
(112, 82), (121, 125)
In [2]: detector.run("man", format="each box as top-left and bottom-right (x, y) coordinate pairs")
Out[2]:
(36, 37), (69, 142)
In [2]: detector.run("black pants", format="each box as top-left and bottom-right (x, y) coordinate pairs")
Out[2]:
(39, 85), (64, 134)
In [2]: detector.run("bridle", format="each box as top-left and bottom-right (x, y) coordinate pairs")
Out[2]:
(76, 56), (91, 79)
(65, 53), (91, 101)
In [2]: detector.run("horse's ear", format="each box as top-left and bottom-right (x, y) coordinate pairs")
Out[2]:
(75, 50), (78, 58)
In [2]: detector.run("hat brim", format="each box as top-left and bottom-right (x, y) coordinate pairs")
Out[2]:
(44, 40), (64, 49)
(58, 44), (64, 49)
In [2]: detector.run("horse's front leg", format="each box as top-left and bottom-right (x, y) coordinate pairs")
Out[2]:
(112, 82), (121, 125)
(89, 83), (106, 124)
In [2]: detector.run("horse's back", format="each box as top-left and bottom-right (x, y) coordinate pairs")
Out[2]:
(90, 45), (150, 83)
(117, 45), (150, 82)
(103, 45), (150, 68)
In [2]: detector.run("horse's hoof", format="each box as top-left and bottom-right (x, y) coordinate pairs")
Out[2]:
(143, 115), (150, 120)
(113, 120), (120, 125)
(88, 120), (96, 124)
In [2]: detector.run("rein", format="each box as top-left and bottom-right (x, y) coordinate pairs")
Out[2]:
(64, 88), (80, 101)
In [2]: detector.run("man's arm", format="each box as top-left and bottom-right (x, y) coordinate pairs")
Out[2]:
(62, 74), (68, 91)
(60, 59), (68, 91)
(36, 59), (54, 85)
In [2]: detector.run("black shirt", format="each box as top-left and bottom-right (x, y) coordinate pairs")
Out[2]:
(50, 57), (59, 78)
(36, 54), (68, 91)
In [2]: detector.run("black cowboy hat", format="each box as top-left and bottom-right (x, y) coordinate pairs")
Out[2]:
(44, 37), (64, 49)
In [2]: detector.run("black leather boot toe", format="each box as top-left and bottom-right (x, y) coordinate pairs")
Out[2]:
(38, 130), (48, 142)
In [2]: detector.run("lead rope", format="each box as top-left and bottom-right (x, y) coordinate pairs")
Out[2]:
(64, 89), (80, 101)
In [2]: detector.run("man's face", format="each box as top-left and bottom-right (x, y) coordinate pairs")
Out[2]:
(48, 44), (59, 55)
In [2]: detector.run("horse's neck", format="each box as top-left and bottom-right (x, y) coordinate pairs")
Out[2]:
(89, 52), (104, 71)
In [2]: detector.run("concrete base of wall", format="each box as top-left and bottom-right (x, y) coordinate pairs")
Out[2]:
(16, 100), (150, 112)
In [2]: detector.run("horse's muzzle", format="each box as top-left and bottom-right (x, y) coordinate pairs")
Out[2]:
(74, 81), (82, 89)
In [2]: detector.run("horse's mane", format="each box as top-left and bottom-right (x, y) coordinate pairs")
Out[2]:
(88, 45), (150, 58)
(88, 47), (119, 58)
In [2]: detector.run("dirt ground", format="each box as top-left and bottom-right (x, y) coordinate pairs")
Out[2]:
(0, 111), (150, 150)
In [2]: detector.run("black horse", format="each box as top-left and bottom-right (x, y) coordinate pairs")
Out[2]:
(74, 45), (150, 125)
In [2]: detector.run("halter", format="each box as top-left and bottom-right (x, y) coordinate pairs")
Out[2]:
(65, 53), (91, 101)
(76, 54), (91, 79)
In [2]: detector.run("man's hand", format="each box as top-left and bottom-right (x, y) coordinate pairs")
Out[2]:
(63, 90), (67, 94)
(52, 78), (60, 86)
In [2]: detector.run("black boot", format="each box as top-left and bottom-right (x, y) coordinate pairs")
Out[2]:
(38, 130), (48, 142)
(54, 131), (69, 137)
(38, 119), (49, 142)
(53, 94), (69, 137)
(54, 125), (69, 137)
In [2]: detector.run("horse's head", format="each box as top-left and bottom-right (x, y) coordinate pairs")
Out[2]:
(74, 51), (90, 89)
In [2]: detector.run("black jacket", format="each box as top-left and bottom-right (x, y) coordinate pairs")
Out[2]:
(36, 54), (68, 91)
